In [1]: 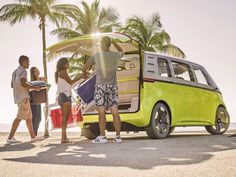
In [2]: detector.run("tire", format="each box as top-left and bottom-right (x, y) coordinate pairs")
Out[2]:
(205, 106), (230, 135)
(81, 124), (100, 139)
(168, 126), (175, 135)
(145, 102), (171, 139)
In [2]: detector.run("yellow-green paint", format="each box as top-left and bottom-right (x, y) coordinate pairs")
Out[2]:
(81, 80), (225, 128)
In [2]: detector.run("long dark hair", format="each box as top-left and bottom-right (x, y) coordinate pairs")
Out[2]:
(30, 67), (37, 81)
(55, 57), (69, 83)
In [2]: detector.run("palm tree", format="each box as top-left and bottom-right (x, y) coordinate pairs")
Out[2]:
(51, 0), (120, 75)
(68, 55), (87, 78)
(51, 0), (120, 40)
(121, 13), (185, 58)
(0, 0), (77, 137)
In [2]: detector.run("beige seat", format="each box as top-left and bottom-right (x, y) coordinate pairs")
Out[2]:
(117, 69), (139, 104)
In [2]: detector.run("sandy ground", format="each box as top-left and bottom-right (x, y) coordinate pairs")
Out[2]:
(0, 130), (236, 177)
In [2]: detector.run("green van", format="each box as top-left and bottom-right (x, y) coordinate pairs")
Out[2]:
(47, 32), (230, 139)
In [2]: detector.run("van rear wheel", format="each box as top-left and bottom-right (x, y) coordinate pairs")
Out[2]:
(205, 106), (230, 135)
(145, 103), (171, 139)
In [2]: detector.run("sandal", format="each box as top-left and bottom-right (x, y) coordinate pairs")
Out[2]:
(61, 138), (73, 144)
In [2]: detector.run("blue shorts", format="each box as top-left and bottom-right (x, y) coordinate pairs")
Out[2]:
(58, 93), (72, 106)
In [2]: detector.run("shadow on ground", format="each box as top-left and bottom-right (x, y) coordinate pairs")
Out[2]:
(1, 142), (35, 151)
(1, 133), (236, 169)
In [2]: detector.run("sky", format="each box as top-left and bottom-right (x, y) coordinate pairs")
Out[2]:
(0, 0), (236, 129)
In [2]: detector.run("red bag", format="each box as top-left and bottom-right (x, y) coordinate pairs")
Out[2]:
(50, 105), (83, 129)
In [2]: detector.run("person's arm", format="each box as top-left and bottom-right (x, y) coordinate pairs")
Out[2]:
(59, 70), (86, 86)
(82, 56), (95, 74)
(112, 40), (124, 56)
(11, 71), (15, 88)
(18, 70), (40, 90)
(11, 79), (13, 88)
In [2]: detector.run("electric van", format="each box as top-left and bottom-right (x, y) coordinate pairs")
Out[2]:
(47, 32), (230, 139)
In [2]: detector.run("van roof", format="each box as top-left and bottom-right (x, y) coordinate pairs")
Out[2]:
(144, 51), (207, 68)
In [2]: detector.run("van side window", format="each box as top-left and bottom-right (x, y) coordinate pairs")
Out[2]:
(172, 61), (194, 81)
(193, 67), (212, 86)
(157, 59), (171, 77)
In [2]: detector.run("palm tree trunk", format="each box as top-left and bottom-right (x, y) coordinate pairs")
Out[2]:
(41, 16), (49, 138)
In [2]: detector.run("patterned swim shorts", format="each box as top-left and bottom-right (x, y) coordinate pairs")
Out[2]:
(94, 84), (118, 107)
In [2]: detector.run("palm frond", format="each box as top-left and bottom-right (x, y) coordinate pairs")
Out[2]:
(68, 55), (87, 75)
(81, 0), (91, 30)
(51, 27), (81, 40)
(123, 12), (185, 58)
(48, 11), (73, 28)
(51, 4), (79, 14)
(157, 44), (185, 58)
(147, 12), (162, 30)
(100, 22), (121, 32)
(18, 0), (42, 4)
(122, 16), (149, 46)
(98, 7), (119, 25)
(0, 4), (34, 25)
(148, 31), (171, 47)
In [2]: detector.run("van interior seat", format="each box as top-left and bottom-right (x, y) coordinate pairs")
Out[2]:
(124, 61), (140, 70)
(117, 68), (139, 104)
(128, 96), (139, 112)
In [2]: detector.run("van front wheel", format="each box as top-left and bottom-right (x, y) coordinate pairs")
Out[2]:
(145, 103), (171, 139)
(205, 106), (230, 135)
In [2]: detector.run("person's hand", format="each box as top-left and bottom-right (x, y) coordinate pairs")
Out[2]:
(34, 86), (41, 91)
(81, 72), (89, 79)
